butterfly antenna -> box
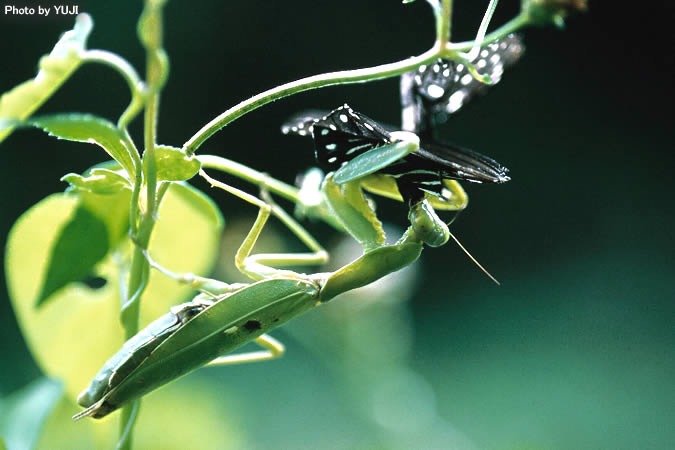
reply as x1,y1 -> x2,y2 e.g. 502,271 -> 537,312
447,230 -> 500,285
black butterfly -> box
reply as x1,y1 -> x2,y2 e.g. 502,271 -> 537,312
282,104 -> 509,206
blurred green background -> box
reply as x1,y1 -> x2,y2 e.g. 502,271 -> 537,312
1,1 -> 673,449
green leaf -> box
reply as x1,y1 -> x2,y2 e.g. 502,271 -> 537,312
62,168 -> 131,194
79,188 -> 132,251
0,378 -> 63,450
36,203 -> 109,307
0,14 -> 92,144
29,114 -> 137,181
156,182 -> 225,233
6,184 -> 223,402
145,145 -> 201,182
333,140 -> 417,185
61,162 -> 132,249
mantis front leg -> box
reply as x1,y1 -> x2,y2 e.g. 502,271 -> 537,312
138,167 -> 328,293
199,169 -> 328,281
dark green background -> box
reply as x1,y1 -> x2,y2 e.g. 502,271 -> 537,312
1,1 -> 673,448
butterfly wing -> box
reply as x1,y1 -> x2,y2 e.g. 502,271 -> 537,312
280,110 -> 326,137
412,141 -> 510,183
401,34 -> 524,136
281,104 -> 392,172
381,140 -> 510,205
311,104 -> 392,171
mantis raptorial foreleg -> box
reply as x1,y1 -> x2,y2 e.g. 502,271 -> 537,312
199,169 -> 328,281
141,249 -> 247,298
206,334 -> 285,366
135,166 -> 327,296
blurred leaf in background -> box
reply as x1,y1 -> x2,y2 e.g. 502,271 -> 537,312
5,183 -> 222,402
0,376 -> 242,449
0,378 -> 62,450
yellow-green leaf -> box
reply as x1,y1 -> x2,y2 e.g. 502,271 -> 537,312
145,145 -> 201,182
36,203 -> 109,307
29,114 -> 137,181
5,183 -> 223,402
62,168 -> 131,195
79,188 -> 132,249
63,161 -> 133,248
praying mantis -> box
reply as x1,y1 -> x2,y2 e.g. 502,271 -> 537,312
74,30 -> 524,420
74,145 -> 450,419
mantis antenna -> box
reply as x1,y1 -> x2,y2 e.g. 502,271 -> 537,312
448,230 -> 500,285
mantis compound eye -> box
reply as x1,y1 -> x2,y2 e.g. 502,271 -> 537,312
409,199 -> 449,247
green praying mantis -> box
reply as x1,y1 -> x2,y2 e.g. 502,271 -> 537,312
66,0 -> 581,422
73,125 -> 478,419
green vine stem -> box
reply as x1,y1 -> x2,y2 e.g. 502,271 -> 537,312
446,11 -> 529,53
466,0 -> 500,61
183,0 -> 535,156
436,0 -> 452,46
117,0 -> 169,448
182,46 -> 441,156
80,49 -> 145,131
139,0 -> 168,218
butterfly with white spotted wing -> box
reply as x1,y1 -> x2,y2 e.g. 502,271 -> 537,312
401,34 -> 524,137
282,104 -> 509,206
